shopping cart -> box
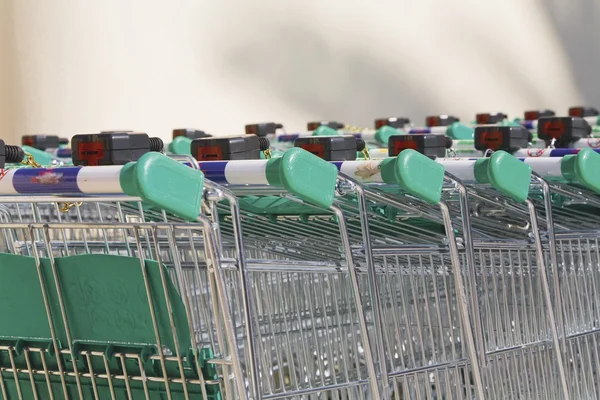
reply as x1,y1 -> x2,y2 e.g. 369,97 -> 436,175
514,149 -> 600,399
438,149 -> 600,399
200,148 -> 488,399
0,153 -> 248,399
0,148 -> 389,400
309,148 -> 600,399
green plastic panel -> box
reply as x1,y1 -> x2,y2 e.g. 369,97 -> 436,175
446,122 -> 474,140
168,136 -> 193,155
0,377 -> 217,400
380,150 -> 445,205
0,253 -> 53,344
312,126 -> 339,136
239,196 -> 328,215
375,126 -> 402,146
475,150 -> 532,202
265,147 -> 338,209
561,148 -> 600,194
43,254 -> 190,354
0,252 -> 220,399
22,145 -> 54,166
120,152 -> 204,221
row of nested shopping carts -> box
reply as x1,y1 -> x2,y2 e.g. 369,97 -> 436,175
2,108 -> 600,399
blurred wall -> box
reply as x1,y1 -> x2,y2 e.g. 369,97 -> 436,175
0,0 -> 595,142
0,0 -> 16,140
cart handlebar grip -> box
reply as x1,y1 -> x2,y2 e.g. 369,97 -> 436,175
379,149 -> 445,205
168,136 -> 193,156
198,148 -> 338,209
0,153 -> 205,220
446,122 -> 474,140
266,148 -> 338,209
561,148 -> 600,194
374,126 -> 402,146
473,150 -> 532,203
22,145 -> 58,166
120,152 -> 204,221
312,125 -> 340,137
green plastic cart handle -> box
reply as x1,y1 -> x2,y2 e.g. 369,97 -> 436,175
260,150 -> 283,159
312,126 -> 340,136
120,152 -> 205,221
22,145 -> 56,166
265,147 -> 338,209
168,136 -> 193,155
375,126 -> 403,146
379,149 -> 445,205
474,150 -> 532,202
446,122 -> 474,140
561,148 -> 600,194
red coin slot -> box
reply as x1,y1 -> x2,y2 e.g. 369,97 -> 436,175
307,122 -> 321,131
375,119 -> 388,129
524,111 -> 539,120
476,114 -> 489,124
197,145 -> 223,161
78,141 -> 105,166
392,139 -> 418,156
22,137 -> 34,147
478,131 -> 504,150
245,125 -> 258,135
426,116 -> 440,127
300,143 -> 325,159
541,120 -> 566,139
172,130 -> 185,139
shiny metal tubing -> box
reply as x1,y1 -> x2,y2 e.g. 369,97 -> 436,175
445,172 -> 486,367
331,204 -> 381,399
337,175 -> 389,389
209,183 -> 261,400
526,199 -> 570,400
439,200 -> 485,399
532,173 -> 566,349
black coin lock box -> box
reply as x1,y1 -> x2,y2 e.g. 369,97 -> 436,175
22,135 -> 62,150
569,106 -> 598,118
375,117 -> 411,129
426,115 -> 459,127
537,116 -> 591,147
245,123 -> 283,137
72,132 -> 163,166
173,129 -> 210,140
388,134 -> 448,159
192,135 -> 263,161
475,112 -> 507,125
295,136 -> 360,161
474,125 -> 530,153
524,109 -> 555,120
307,121 -> 345,131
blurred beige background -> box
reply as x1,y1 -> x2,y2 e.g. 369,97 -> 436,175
0,0 -> 598,142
